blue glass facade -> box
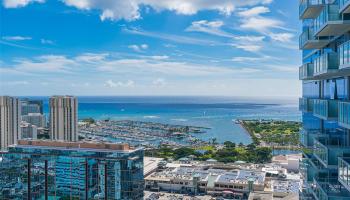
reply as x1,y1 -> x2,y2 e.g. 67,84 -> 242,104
0,141 -> 144,200
299,0 -> 350,199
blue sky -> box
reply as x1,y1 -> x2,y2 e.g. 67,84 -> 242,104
0,0 -> 301,97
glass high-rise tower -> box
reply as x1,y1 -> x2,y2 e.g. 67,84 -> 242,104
299,0 -> 350,199
0,140 -> 144,200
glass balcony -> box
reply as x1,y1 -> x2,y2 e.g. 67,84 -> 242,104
312,177 -> 350,200
299,27 -> 331,49
300,129 -> 324,147
340,0 -> 350,13
301,157 -> 325,183
300,129 -> 310,147
338,157 -> 350,192
313,52 -> 339,77
300,0 -> 326,19
300,63 -> 315,80
314,4 -> 350,37
300,98 -> 314,112
314,137 -> 350,168
339,101 -> 350,129
338,40 -> 350,70
313,99 -> 338,120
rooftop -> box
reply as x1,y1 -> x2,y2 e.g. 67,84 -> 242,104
15,140 -> 134,152
146,166 -> 266,185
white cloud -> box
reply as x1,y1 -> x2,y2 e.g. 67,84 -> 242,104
269,33 -> 294,42
236,6 -> 296,45
104,80 -> 135,88
75,53 -> 109,63
56,0 -> 272,21
11,55 -> 77,73
104,80 -> 117,88
238,6 -> 270,17
240,16 -> 283,32
232,56 -> 270,62
124,27 -> 223,46
231,44 -> 262,52
2,36 -> 32,41
41,39 -> 54,45
4,52 -> 300,82
234,36 -> 265,42
149,55 -> 169,60
128,44 -> 148,52
152,78 -> 166,87
3,81 -> 30,85
186,20 -> 230,37
2,0 -> 44,8
97,57 -> 260,76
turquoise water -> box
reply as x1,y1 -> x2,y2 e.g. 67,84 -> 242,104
28,96 -> 301,145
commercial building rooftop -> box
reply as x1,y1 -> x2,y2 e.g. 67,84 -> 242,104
146,165 -> 266,185
15,139 -> 134,152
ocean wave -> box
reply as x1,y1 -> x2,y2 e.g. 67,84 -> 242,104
143,115 -> 160,119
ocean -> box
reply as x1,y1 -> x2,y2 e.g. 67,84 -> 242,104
25,96 -> 301,145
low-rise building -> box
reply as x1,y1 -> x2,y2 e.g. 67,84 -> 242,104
145,165 -> 266,198
272,154 -> 302,173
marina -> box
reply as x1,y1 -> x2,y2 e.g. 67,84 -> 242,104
79,120 -> 211,148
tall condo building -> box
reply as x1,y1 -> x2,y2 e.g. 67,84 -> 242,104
22,113 -> 46,128
0,96 -> 21,150
49,96 -> 78,141
0,140 -> 144,199
299,0 -> 350,199
21,99 -> 43,115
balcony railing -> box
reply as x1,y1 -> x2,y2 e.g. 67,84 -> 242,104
300,0 -> 325,19
340,0 -> 350,13
300,63 -> 315,80
339,157 -> 350,192
300,129 -> 325,147
300,129 -> 309,147
338,40 -> 350,69
312,177 -> 350,200
313,52 -> 339,77
339,101 -> 350,129
314,137 -> 350,168
314,4 -> 350,37
300,98 -> 314,112
299,27 -> 331,49
313,99 -> 338,120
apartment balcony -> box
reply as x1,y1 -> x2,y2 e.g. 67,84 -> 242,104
299,63 -> 315,80
339,157 -> 350,192
314,137 -> 350,168
339,101 -> 350,129
313,52 -> 339,78
300,129 -> 325,147
300,187 -> 316,200
340,0 -> 350,13
313,99 -> 338,120
301,157 -> 326,183
311,177 -> 350,200
300,0 -> 326,19
299,28 -> 331,49
300,98 -> 314,112
339,40 -> 350,70
314,4 -> 350,37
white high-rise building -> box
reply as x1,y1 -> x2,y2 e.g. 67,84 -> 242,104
22,113 -> 46,128
49,96 -> 78,141
0,96 -> 21,150
20,122 -> 37,139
